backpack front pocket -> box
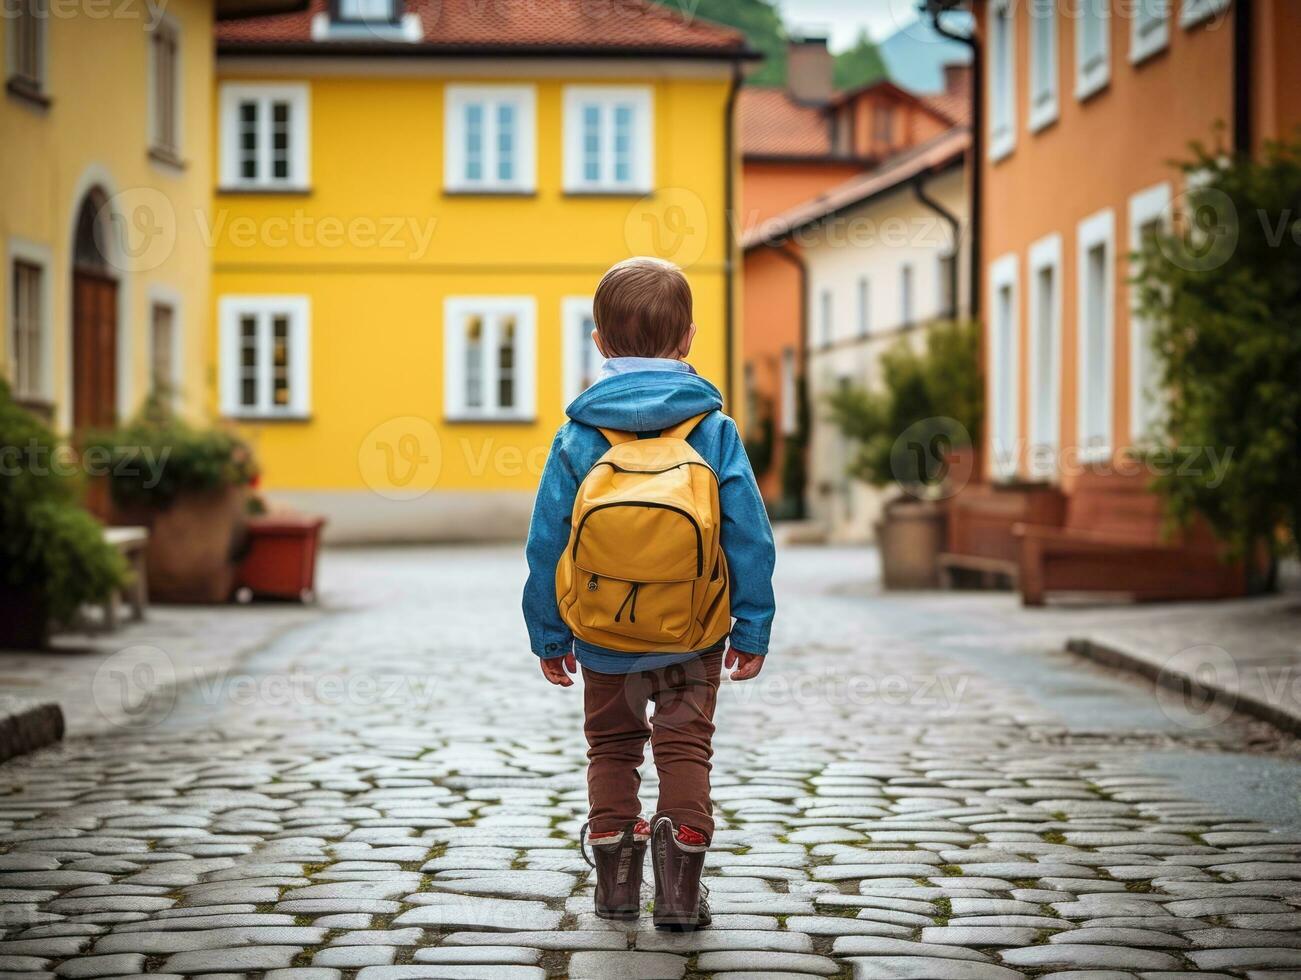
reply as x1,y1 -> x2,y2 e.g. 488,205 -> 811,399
575,572 -> 695,645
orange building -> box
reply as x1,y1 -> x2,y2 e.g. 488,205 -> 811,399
972,0 -> 1301,482
738,39 -> 962,505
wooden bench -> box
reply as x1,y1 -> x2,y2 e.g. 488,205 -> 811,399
1013,469 -> 1249,606
938,482 -> 1067,588
102,526 -> 149,628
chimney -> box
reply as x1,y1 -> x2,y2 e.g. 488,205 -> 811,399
787,35 -> 834,105
942,62 -> 972,99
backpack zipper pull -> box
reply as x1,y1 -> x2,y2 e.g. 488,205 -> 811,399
614,582 -> 640,623
587,573 -> 599,591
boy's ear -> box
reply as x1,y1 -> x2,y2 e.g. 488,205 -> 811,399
591,329 -> 610,359
677,322 -> 697,358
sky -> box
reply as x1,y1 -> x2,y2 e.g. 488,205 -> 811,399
771,0 -> 923,52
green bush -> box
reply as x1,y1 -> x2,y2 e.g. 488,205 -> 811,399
0,380 -> 125,622
86,395 -> 259,509
826,320 -> 983,493
1132,132 -> 1301,559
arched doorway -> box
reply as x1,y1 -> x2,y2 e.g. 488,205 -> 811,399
71,187 -> 118,430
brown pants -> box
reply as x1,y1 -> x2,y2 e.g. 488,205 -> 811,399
582,651 -> 723,838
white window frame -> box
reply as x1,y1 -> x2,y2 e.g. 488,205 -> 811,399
1076,208 -> 1116,462
147,283 -> 183,407
218,82 -> 311,191
6,238 -> 53,403
148,14 -> 183,161
1180,0 -> 1229,29
856,276 -> 870,337
1028,0 -> 1058,132
219,295 -> 311,418
561,295 -> 605,407
988,253 -> 1021,480
5,0 -> 48,98
1128,182 -> 1172,443
900,263 -> 914,328
562,85 -> 654,194
444,85 -> 536,194
1027,234 -> 1061,477
444,296 -> 536,422
779,347 -> 797,436
1130,0 -> 1170,63
1075,0 -> 1111,101
988,0 -> 1017,161
819,288 -> 833,347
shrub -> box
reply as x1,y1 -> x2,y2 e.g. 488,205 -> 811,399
0,380 -> 125,623
1132,132 -> 1301,559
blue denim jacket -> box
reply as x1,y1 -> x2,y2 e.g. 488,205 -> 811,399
523,359 -> 776,674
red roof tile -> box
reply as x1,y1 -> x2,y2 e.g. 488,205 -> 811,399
217,0 -> 750,55
738,87 -> 832,159
924,90 -> 971,126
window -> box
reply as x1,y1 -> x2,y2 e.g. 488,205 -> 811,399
1027,234 -> 1061,476
6,0 -> 45,99
1028,0 -> 1058,131
988,0 -> 1016,161
1075,0 -> 1111,101
444,297 -> 535,421
9,254 -> 47,401
1131,0 -> 1170,63
1129,183 -> 1171,441
819,289 -> 833,347
856,277 -> 870,337
445,85 -> 536,194
563,86 -> 653,194
873,104 -> 895,148
219,296 -> 311,418
150,301 -> 176,396
1180,0 -> 1229,29
562,296 -> 605,406
988,254 -> 1020,479
219,83 -> 310,191
937,252 -> 957,319
779,347 -> 797,436
334,0 -> 395,22
149,18 -> 181,160
1076,209 -> 1115,460
900,264 -> 914,327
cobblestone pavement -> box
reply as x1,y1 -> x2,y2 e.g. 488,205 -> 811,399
2,546 -> 1300,980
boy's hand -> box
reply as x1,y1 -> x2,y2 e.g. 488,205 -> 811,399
725,647 -> 764,681
540,652 -> 577,687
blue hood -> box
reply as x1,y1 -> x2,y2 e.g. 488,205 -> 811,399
566,370 -> 724,433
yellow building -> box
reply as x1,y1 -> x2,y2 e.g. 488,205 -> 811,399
0,0 -> 292,431
212,0 -> 751,541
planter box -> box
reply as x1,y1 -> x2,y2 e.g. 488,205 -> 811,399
875,498 -> 947,590
235,513 -> 326,602
109,486 -> 249,604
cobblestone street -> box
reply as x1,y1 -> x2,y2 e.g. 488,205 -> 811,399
2,546 -> 1300,979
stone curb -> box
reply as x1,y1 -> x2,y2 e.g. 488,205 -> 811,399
1067,636 -> 1301,737
0,697 -> 65,763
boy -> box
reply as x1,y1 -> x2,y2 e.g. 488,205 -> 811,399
523,256 -> 776,931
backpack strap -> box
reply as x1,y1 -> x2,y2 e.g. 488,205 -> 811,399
660,412 -> 710,441
598,427 -> 637,446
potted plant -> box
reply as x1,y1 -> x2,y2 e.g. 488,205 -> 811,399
0,381 -> 125,648
85,397 -> 259,603
1132,133 -> 1301,589
827,320 -> 983,589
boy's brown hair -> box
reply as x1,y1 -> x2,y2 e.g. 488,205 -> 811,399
592,257 -> 693,358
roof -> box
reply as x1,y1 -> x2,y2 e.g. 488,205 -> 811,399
738,88 -> 833,158
216,0 -> 753,57
923,89 -> 970,126
216,0 -> 308,20
741,127 -> 970,248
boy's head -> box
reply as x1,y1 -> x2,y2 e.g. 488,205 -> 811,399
592,257 -> 696,359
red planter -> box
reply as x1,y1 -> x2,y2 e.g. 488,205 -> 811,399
235,514 -> 326,603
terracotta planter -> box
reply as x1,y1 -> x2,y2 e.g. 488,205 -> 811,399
235,513 -> 326,603
110,486 -> 249,603
875,497 -> 947,590
0,589 -> 49,650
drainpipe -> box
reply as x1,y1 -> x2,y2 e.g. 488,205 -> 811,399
927,0 -> 981,317
912,169 -> 963,320
764,239 -> 809,518
1232,0 -> 1252,155
724,63 -> 742,410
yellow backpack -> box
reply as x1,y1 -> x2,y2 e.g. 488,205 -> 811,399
555,412 -> 731,654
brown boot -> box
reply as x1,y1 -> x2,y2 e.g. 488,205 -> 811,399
650,816 -> 712,931
582,819 -> 649,920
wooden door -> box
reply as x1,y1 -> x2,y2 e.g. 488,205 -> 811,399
72,269 -> 117,430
